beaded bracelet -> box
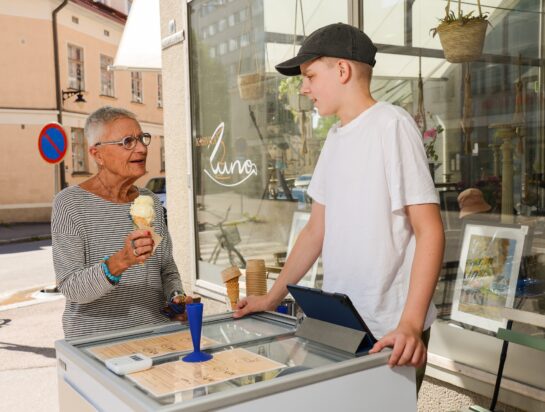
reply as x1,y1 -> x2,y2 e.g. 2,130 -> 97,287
101,256 -> 121,285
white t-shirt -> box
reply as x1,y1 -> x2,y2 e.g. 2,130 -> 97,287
307,101 -> 439,338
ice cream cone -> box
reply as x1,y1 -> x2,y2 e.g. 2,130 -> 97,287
225,277 -> 239,309
132,216 -> 152,229
129,195 -> 162,254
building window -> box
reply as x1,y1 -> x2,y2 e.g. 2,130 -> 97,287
71,128 -> 88,173
71,16 -> 79,24
157,74 -> 163,108
131,71 -> 143,103
229,38 -> 238,52
100,55 -> 114,96
240,33 -> 249,47
228,14 -> 235,27
67,44 -> 84,90
218,42 -> 227,55
103,29 -> 110,37
218,18 -> 227,32
160,136 -> 165,171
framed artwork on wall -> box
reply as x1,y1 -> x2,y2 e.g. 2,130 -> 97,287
287,211 -> 319,288
451,221 -> 529,332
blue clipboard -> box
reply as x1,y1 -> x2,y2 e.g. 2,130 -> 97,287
287,284 -> 377,353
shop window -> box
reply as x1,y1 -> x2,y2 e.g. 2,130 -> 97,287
67,44 -> 84,90
71,128 -> 88,173
188,0 -> 348,285
100,54 -> 114,96
131,71 -> 143,103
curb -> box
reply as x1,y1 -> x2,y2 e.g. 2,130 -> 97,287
0,235 -> 52,246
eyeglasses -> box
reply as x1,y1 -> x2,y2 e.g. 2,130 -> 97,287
94,133 -> 152,150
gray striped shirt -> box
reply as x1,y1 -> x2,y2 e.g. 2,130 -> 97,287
52,186 -> 183,339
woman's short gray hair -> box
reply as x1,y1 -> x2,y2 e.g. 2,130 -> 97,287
84,106 -> 138,146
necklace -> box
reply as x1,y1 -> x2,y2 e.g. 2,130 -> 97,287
95,174 -> 136,203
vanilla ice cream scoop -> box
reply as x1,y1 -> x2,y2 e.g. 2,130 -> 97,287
130,195 -> 156,227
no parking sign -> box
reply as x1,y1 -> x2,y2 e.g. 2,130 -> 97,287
38,123 -> 68,164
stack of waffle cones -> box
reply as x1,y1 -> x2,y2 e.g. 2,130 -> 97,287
222,266 -> 241,310
245,259 -> 267,296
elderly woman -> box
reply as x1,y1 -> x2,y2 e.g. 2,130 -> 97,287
52,106 -> 190,339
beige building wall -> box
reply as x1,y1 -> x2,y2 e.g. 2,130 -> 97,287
0,0 -> 164,223
159,0 -> 196,293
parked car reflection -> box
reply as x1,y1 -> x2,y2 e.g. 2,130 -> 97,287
291,174 -> 312,204
145,177 -> 166,208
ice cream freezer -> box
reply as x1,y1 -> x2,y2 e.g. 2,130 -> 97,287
55,312 -> 417,412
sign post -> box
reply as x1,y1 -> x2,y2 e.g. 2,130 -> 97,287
38,122 -> 68,192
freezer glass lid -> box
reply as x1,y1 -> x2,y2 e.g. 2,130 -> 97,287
80,314 -> 296,361
124,334 -> 353,405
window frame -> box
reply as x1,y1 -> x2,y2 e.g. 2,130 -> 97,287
67,43 -> 85,91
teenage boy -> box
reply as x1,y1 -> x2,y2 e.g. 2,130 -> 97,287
234,23 -> 444,392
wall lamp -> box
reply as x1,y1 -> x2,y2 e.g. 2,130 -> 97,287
62,89 -> 86,103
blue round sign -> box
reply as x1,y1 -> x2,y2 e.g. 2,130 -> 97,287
38,123 -> 67,164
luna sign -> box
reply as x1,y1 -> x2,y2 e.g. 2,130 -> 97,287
203,122 -> 258,187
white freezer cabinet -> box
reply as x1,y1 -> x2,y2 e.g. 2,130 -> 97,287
56,312 -> 416,411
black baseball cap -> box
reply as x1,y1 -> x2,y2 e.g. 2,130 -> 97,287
275,23 -> 377,76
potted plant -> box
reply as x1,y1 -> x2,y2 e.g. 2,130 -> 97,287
415,111 -> 444,181
430,0 -> 490,63
278,76 -> 313,112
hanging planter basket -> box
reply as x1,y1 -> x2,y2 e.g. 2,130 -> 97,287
437,19 -> 488,63
237,72 -> 265,101
432,0 -> 489,63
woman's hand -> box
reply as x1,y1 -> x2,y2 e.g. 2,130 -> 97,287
170,295 -> 194,322
107,230 -> 155,275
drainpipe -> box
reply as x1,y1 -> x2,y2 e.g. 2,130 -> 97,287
52,0 -> 69,192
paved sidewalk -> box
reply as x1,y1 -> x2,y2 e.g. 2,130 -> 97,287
0,298 -> 64,412
0,222 -> 51,245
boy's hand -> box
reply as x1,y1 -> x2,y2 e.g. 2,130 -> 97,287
233,295 -> 273,318
368,324 -> 426,368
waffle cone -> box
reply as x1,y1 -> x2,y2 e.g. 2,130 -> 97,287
221,266 -> 241,282
132,216 -> 152,228
225,280 -> 239,308
130,216 -> 162,255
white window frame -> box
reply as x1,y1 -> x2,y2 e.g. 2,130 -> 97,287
131,71 -> 143,103
71,128 -> 88,173
67,44 -> 85,90
100,54 -> 115,97
157,74 -> 163,108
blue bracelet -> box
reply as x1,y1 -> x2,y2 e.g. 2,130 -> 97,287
101,256 -> 121,285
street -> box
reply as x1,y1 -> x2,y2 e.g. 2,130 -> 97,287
0,240 -> 56,300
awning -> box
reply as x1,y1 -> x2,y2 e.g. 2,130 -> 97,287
110,0 -> 161,71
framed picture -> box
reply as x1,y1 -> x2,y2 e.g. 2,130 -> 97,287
451,222 -> 529,332
287,211 -> 319,287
